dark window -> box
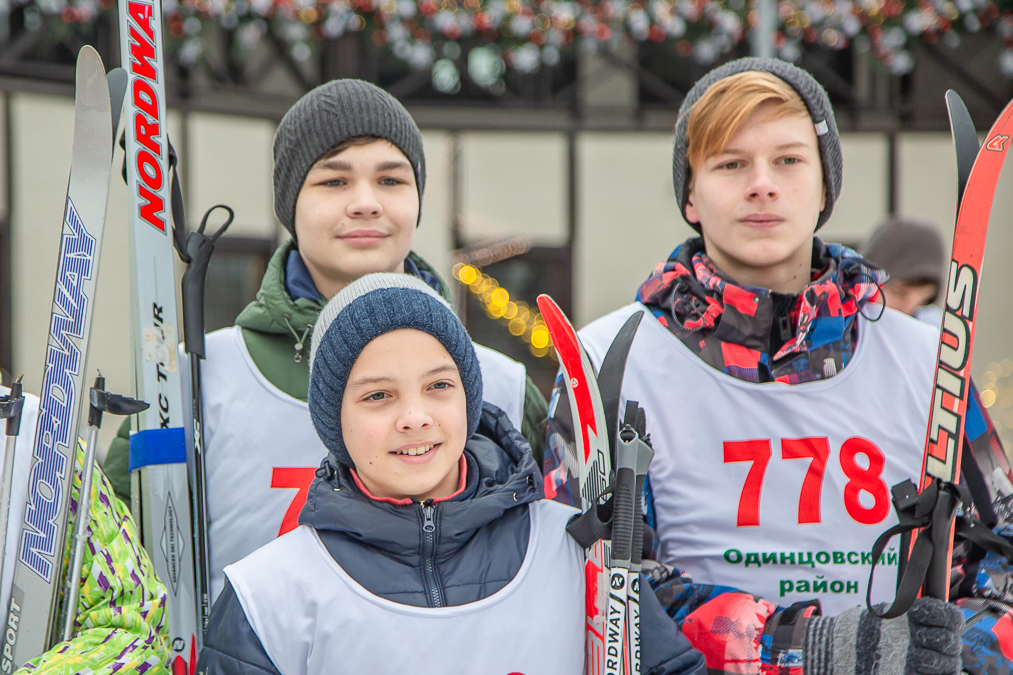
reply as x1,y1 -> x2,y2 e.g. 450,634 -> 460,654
203,236 -> 275,332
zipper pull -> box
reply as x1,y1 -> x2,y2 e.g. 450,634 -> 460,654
421,503 -> 436,533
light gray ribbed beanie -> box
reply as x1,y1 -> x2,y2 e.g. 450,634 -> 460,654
672,57 -> 843,231
307,273 -> 483,467
273,79 -> 426,237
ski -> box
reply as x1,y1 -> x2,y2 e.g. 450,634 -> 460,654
179,205 -> 234,641
2,46 -> 112,666
946,90 -> 979,207
0,378 -> 24,590
624,402 -> 653,675
538,297 -> 647,675
119,0 -> 200,669
919,95 -> 1013,598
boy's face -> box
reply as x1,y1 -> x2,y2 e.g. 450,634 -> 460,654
295,140 -> 419,299
341,329 -> 468,502
882,279 -> 938,316
686,102 -> 826,293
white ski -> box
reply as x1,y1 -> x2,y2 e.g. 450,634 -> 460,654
119,0 -> 200,670
2,46 -> 112,667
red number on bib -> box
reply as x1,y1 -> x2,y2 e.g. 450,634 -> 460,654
723,440 -> 772,527
781,437 -> 830,524
270,467 -> 318,536
839,438 -> 890,525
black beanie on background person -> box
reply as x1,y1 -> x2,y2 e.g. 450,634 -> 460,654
273,79 -> 426,236
671,57 -> 844,232
862,216 -> 946,302
307,273 -> 483,468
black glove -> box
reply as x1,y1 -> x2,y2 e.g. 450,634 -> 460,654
804,598 -> 964,675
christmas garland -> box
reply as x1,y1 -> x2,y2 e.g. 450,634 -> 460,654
23,0 -> 1013,83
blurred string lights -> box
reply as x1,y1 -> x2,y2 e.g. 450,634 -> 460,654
26,0 -> 1013,81
452,262 -> 556,360
979,360 -> 1013,447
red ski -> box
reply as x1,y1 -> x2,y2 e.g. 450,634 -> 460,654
538,296 -> 614,674
918,97 -> 1013,599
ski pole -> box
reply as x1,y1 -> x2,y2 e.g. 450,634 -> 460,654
609,423 -> 640,675
61,373 -> 147,641
626,405 -> 653,675
179,204 -> 234,643
0,377 -> 25,584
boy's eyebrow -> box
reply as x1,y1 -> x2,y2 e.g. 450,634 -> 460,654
348,375 -> 395,387
719,141 -> 810,155
309,159 -> 412,173
347,364 -> 457,388
375,160 -> 413,172
423,364 -> 459,378
312,158 -> 353,172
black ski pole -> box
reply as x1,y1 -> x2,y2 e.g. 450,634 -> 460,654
0,376 -> 25,584
62,372 -> 147,640
180,204 -> 234,643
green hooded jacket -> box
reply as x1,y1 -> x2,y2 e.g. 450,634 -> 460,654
103,242 -> 548,502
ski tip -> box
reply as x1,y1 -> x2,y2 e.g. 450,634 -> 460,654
536,294 -> 558,316
75,46 -> 111,118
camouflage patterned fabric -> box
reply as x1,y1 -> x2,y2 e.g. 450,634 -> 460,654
18,440 -> 169,675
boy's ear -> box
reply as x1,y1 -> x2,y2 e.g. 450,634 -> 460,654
685,188 -> 700,225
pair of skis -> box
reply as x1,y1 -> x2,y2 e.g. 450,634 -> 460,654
2,47 -> 115,664
537,296 -> 654,675
0,33 -> 225,670
870,91 -> 1013,617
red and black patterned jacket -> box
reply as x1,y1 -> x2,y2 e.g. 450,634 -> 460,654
545,237 -> 1013,675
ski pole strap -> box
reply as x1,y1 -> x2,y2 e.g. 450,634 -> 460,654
954,514 -> 1013,561
129,427 -> 187,472
167,141 -> 188,264
567,498 -> 614,550
867,479 -> 950,618
866,478 -> 1005,618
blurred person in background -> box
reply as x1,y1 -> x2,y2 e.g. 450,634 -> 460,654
862,216 -> 945,324
101,79 -> 548,606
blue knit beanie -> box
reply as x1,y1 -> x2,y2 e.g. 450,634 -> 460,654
308,273 -> 483,467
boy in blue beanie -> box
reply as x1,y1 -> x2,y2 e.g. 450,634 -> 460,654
197,273 -> 706,675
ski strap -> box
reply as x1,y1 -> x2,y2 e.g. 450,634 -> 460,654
867,478 -> 1013,618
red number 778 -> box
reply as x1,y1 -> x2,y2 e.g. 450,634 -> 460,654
723,437 -> 889,527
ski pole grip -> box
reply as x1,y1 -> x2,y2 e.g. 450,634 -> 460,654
89,374 -> 106,429
182,205 -> 234,359
181,231 -> 214,359
612,428 -> 640,566
611,468 -> 635,564
3,379 -> 24,437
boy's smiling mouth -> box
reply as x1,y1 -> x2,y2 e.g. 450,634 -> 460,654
392,443 -> 438,457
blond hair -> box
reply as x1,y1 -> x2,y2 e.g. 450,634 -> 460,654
686,71 -> 809,177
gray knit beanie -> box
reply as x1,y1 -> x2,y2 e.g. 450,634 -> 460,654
273,79 -> 426,236
308,273 -> 483,467
673,57 -> 843,231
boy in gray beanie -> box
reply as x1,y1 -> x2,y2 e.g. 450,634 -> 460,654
102,78 -> 549,606
197,273 -> 708,675
546,57 -> 971,675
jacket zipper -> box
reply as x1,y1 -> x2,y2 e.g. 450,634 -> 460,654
420,502 -> 444,607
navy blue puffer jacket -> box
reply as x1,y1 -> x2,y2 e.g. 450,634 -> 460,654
198,403 -> 706,675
